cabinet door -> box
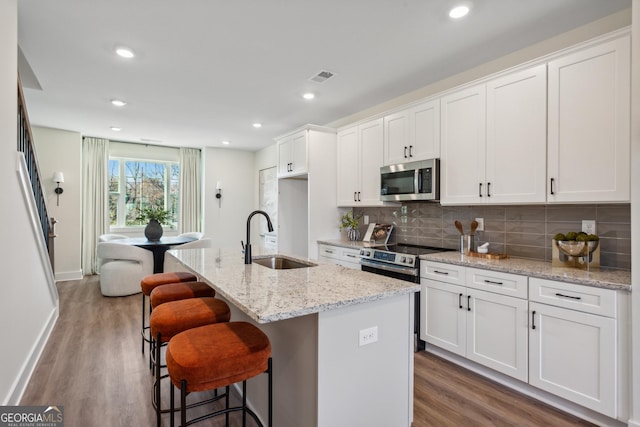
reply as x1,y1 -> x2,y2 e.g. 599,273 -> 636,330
466,288 -> 529,382
337,127 -> 360,206
409,99 -> 440,161
290,131 -> 308,175
277,137 -> 293,177
383,110 -> 410,165
358,118 -> 384,205
529,302 -> 616,417
547,35 -> 630,202
421,280 -> 466,357
440,84 -> 486,204
486,65 -> 547,204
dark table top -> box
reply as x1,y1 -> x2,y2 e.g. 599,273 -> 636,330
115,236 -> 196,247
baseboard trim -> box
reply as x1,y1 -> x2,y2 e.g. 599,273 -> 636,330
55,270 -> 83,282
5,306 -> 59,405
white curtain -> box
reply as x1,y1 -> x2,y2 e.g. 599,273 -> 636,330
81,137 -> 109,275
179,148 -> 202,233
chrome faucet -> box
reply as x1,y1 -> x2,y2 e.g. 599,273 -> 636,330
244,210 -> 274,264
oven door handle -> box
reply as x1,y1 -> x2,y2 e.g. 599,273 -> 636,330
360,259 -> 419,277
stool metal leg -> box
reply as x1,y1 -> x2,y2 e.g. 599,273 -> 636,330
155,333 -> 162,427
181,379 -> 187,427
268,357 -> 273,427
242,380 -> 247,427
170,382 -> 175,427
141,294 -> 145,354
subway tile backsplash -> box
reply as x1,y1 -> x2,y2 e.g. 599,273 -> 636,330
356,203 -> 631,271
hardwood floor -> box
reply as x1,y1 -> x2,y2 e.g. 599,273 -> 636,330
20,276 -> 595,426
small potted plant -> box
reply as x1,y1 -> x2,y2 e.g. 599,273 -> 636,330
138,206 -> 170,241
340,211 -> 362,241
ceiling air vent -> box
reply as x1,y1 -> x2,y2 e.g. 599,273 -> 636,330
309,70 -> 336,84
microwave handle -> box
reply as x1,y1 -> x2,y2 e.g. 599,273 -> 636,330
415,169 -> 421,193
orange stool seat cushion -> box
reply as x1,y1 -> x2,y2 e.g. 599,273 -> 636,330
140,271 -> 197,296
150,297 -> 230,343
150,282 -> 215,308
166,322 -> 271,392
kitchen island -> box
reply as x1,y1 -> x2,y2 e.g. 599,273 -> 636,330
167,247 -> 418,427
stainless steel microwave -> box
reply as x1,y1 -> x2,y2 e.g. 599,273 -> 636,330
380,159 -> 440,202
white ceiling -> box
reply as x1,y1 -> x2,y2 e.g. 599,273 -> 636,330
18,0 -> 631,151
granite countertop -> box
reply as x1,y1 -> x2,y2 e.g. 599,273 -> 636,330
421,252 -> 631,291
167,247 -> 419,323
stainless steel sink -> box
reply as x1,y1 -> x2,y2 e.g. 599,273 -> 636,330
252,256 -> 317,270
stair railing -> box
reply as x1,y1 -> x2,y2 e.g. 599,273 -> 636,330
16,76 -> 54,268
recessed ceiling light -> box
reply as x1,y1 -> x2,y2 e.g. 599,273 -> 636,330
222,140 -> 230,145
111,99 -> 127,107
115,47 -> 135,58
110,126 -> 122,131
449,5 -> 470,19
303,93 -> 315,100
253,123 -> 262,128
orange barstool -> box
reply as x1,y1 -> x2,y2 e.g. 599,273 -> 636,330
166,321 -> 272,427
150,297 -> 231,426
140,272 -> 197,356
150,281 -> 215,309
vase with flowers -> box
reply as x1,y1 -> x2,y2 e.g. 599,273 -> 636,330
138,206 -> 170,241
340,211 -> 362,241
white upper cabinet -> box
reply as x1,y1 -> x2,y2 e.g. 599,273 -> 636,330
337,118 -> 385,207
485,64 -> 547,204
383,111 -> 409,165
440,84 -> 486,205
441,64 -> 547,205
384,99 -> 440,166
277,130 -> 308,178
547,35 -> 631,202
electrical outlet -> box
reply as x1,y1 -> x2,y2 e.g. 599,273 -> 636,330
359,326 -> 378,346
364,215 -> 369,225
582,220 -> 596,235
475,218 -> 484,232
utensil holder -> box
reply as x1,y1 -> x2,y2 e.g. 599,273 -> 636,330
460,234 -> 474,253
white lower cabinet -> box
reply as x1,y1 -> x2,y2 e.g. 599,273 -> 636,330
421,262 -> 529,381
318,244 -> 361,270
529,278 -> 617,417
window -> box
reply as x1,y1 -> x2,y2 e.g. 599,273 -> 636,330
108,158 -> 179,228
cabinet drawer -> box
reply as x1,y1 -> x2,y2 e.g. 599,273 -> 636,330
340,248 -> 361,263
529,278 -> 616,318
466,268 -> 528,299
420,261 -> 465,285
318,244 -> 339,260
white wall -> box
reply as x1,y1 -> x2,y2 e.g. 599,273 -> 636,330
32,127 -> 83,281
1,0 -> 58,404
203,147 -> 256,250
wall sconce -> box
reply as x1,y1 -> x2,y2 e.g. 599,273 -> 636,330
216,181 -> 222,207
52,171 -> 64,206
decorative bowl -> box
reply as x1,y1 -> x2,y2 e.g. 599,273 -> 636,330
556,240 -> 599,257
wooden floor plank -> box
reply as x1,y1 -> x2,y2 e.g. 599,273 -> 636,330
20,276 -> 595,426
